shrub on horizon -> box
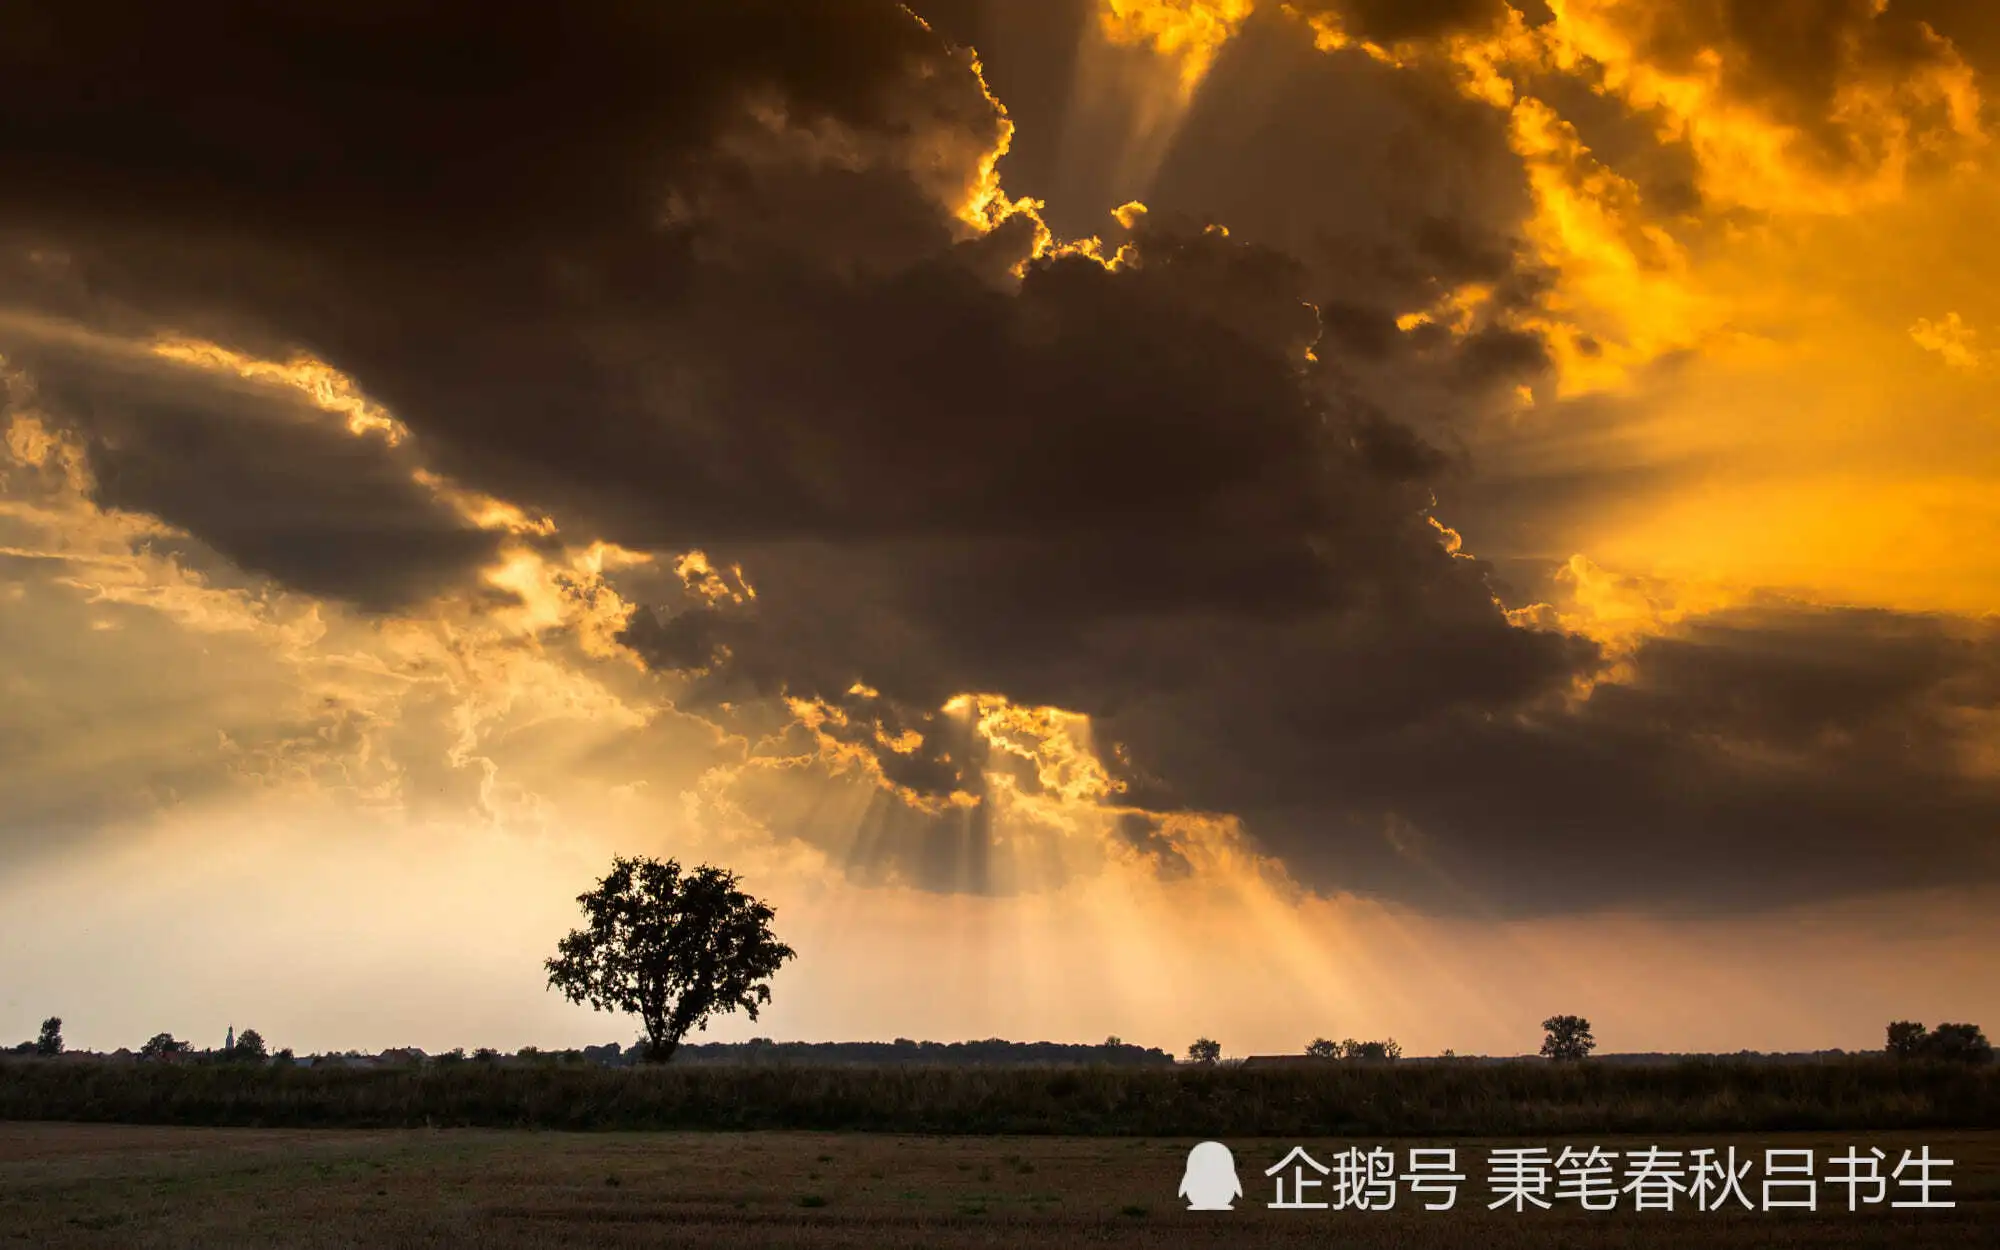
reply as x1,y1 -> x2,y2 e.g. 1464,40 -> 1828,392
1541,1015 -> 1596,1062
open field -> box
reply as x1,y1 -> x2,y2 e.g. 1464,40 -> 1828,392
4,1057 -> 1997,1135
1,1123 -> 1995,1248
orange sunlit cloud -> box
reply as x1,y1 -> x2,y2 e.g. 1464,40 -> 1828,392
1253,1 -> 2000,620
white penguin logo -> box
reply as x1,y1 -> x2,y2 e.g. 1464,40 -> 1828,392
1179,1141 -> 1243,1210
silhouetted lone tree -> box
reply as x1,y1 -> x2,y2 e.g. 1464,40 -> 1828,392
35,1017 -> 63,1057
1187,1037 -> 1221,1065
545,856 -> 796,1064
230,1028 -> 268,1062
1305,1037 -> 1339,1059
1540,1014 -> 1595,1062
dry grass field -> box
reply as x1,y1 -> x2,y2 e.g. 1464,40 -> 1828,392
6,1056 -> 1994,1135
1,1123 -> 1994,1248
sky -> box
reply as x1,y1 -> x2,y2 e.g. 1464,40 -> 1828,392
1,0 -> 1996,1060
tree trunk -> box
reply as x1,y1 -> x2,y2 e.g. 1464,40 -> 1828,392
642,1034 -> 680,1064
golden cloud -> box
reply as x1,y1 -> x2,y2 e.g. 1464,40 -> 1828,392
1291,2 -> 1996,394
1098,0 -> 1259,97
149,337 -> 409,445
1910,310 -> 1987,371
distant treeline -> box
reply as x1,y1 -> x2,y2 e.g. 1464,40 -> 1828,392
3,1055 -> 1995,1136
670,1038 -> 1176,1067
26,1036 -> 1180,1070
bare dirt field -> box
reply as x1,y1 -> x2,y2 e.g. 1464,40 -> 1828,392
1,1123 -> 1994,1248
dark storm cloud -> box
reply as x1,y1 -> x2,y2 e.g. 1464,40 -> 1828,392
0,0 -> 996,607
1096,605 -> 2000,913
901,0 -> 1097,217
0,0 -> 966,244
1136,5 -> 1555,420
3,0 -> 1997,914
0,330 -> 501,612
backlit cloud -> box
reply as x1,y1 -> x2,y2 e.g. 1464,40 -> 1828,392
1,0 -> 1996,963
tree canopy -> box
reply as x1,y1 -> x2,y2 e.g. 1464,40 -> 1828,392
1887,1020 -> 1992,1064
545,856 -> 796,1063
1541,1014 -> 1596,1062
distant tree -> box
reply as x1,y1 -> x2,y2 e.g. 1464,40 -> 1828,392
1886,1021 -> 1929,1059
35,1017 -> 63,1057
1104,1036 -> 1123,1047
546,856 -> 797,1064
1187,1037 -> 1221,1065
1921,1023 -> 1992,1065
140,1032 -> 190,1060
473,1047 -> 501,1063
1305,1037 -> 1340,1059
1347,1038 -> 1402,1061
434,1048 -> 467,1066
1439,1048 -> 1457,1060
272,1048 -> 296,1067
231,1029 -> 268,1062
1541,1015 -> 1596,1062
